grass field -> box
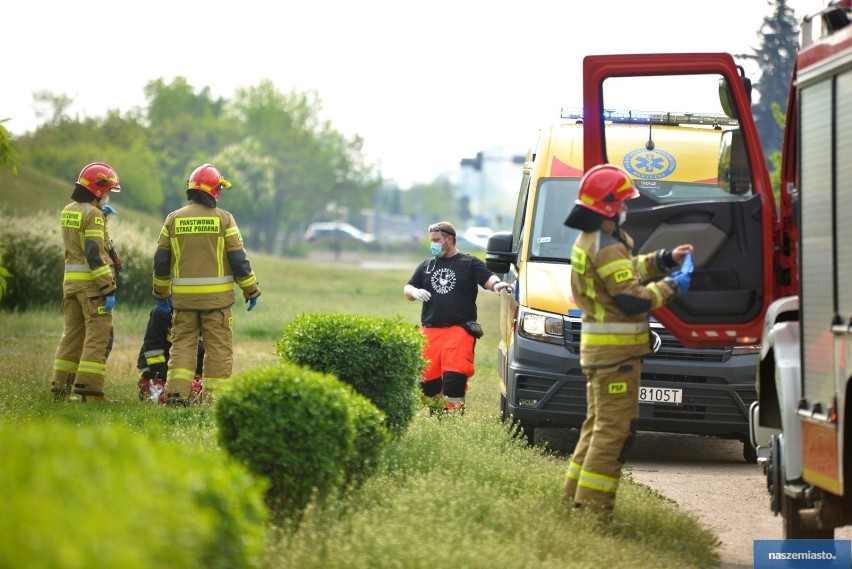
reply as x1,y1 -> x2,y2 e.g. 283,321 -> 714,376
0,243 -> 722,567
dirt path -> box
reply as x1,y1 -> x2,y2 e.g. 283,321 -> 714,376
539,430 -> 852,568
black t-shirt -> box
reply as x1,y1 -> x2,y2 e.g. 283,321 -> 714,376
407,252 -> 494,326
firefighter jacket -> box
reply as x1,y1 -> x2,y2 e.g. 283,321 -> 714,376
60,202 -> 116,298
570,228 -> 675,368
152,202 -> 260,311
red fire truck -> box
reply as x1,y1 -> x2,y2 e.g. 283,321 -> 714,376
564,0 -> 851,539
748,0 -> 852,539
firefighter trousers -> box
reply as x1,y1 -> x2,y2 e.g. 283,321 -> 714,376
563,360 -> 640,515
167,307 -> 232,402
51,291 -> 113,398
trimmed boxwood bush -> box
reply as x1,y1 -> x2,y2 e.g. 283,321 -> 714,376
275,313 -> 426,435
0,421 -> 268,569
214,363 -> 389,517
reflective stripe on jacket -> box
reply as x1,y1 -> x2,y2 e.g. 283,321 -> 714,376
570,229 -> 674,367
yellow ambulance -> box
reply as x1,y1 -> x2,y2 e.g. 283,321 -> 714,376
486,109 -> 761,461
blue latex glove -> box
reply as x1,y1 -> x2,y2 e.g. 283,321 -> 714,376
247,297 -> 258,312
104,294 -> 115,313
671,252 -> 694,293
156,297 -> 173,315
102,205 -> 117,216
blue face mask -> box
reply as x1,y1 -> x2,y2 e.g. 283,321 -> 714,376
430,242 -> 444,257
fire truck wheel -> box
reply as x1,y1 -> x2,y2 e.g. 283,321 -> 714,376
782,493 -> 835,539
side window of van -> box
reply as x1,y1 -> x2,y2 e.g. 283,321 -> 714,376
529,179 -> 581,260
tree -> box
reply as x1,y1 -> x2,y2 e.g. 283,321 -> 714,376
738,0 -> 799,168
229,82 -> 379,254
14,110 -> 166,214
143,77 -> 237,215
32,91 -> 75,128
402,177 -> 459,227
0,119 -> 17,175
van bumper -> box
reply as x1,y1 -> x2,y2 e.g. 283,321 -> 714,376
503,333 -> 758,438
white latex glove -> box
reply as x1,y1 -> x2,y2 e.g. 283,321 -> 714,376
493,281 -> 513,295
412,288 -> 431,302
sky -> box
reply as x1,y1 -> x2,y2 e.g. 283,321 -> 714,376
3,0 -> 830,189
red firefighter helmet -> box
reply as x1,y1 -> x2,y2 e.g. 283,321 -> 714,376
76,162 -> 121,200
187,164 -> 231,200
575,164 -> 639,217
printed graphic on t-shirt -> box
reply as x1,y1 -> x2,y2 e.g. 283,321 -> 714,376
431,267 -> 456,294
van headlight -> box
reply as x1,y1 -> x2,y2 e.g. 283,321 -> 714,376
518,310 -> 565,345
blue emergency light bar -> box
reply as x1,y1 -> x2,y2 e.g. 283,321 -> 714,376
560,108 -> 739,127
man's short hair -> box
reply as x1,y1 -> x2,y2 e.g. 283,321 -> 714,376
428,221 -> 456,237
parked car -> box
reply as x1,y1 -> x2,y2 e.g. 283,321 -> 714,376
461,226 -> 492,251
304,222 -> 375,244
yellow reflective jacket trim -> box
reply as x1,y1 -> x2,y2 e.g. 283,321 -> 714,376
635,255 -> 655,280
64,272 -> 94,281
84,228 -> 105,240
224,226 -> 240,239
173,283 -> 235,294
160,226 -> 169,239
584,277 -> 606,321
64,264 -> 95,281
599,258 -> 636,285
65,264 -> 89,272
78,360 -> 107,376
172,276 -> 234,285
153,276 -> 171,287
571,246 -> 587,274
91,264 -> 111,279
146,355 -> 166,365
648,282 -> 665,308
582,332 -> 649,346
582,321 -> 649,334
171,237 -> 181,278
217,236 -> 225,276
577,469 -> 620,493
54,359 -> 78,373
236,274 -> 257,288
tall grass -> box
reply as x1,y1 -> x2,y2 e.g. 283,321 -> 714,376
0,253 -> 720,569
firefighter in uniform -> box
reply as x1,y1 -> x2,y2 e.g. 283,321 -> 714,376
51,162 -> 122,403
562,164 -> 693,517
153,163 -> 260,406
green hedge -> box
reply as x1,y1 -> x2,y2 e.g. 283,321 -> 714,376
275,313 -> 426,435
215,364 -> 389,517
0,421 -> 268,569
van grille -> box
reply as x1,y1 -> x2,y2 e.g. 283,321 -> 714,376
515,375 -> 756,426
564,318 -> 728,362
